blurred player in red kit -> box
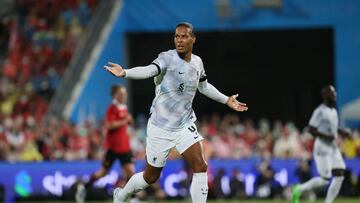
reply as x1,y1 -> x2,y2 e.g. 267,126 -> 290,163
76,85 -> 134,203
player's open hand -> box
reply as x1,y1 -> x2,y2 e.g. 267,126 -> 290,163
103,62 -> 126,77
226,94 -> 248,112
340,128 -> 352,140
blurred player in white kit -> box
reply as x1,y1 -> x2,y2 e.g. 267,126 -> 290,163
293,85 -> 351,203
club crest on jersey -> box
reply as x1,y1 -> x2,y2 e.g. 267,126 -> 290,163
178,83 -> 185,93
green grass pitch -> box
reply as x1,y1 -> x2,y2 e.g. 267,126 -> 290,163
46,198 -> 360,203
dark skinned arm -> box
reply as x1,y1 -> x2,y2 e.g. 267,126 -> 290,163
338,128 -> 352,139
308,126 -> 334,142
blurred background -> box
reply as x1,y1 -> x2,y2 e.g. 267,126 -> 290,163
0,0 -> 360,202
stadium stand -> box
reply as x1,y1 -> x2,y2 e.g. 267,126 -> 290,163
0,0 -> 99,161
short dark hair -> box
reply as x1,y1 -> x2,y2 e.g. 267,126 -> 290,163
111,85 -> 124,97
176,22 -> 195,36
321,85 -> 332,94
321,84 -> 335,99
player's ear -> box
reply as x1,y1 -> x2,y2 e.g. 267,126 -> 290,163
192,35 -> 196,43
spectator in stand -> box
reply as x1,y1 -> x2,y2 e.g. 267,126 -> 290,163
0,0 -> 99,136
339,169 -> 358,197
255,159 -> 274,198
256,132 -> 273,159
273,123 -> 303,158
295,158 -> 316,201
229,168 -> 245,198
213,168 -> 227,198
340,129 -> 360,158
241,119 -> 258,147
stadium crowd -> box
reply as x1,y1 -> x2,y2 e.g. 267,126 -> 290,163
1,112 -> 360,162
0,0 -> 98,160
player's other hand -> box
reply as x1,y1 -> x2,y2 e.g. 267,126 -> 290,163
127,114 -> 134,125
226,94 -> 248,112
103,62 -> 126,77
340,128 -> 352,140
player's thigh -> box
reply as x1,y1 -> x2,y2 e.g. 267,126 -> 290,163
102,150 -> 117,171
175,123 -> 204,155
313,140 -> 333,178
181,141 -> 208,172
146,122 -> 175,168
331,148 -> 346,172
176,123 -> 207,172
118,152 -> 135,178
314,152 -> 332,178
118,151 -> 134,166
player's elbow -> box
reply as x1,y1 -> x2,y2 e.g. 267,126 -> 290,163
308,126 -> 317,137
198,88 -> 204,94
197,86 -> 208,95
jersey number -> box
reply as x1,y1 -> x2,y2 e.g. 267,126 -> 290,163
188,126 -> 196,132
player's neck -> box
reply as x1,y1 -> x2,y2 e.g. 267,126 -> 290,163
113,99 -> 125,105
177,51 -> 192,62
324,101 -> 335,108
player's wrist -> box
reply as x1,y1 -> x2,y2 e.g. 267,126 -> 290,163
225,96 -> 230,105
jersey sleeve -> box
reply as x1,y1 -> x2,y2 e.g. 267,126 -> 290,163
309,108 -> 322,127
106,105 -> 117,123
152,51 -> 169,74
125,64 -> 159,79
199,58 -> 207,82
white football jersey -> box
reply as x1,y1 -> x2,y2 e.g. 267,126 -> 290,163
309,103 -> 339,138
149,49 -> 207,131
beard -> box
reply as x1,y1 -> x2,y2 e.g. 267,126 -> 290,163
328,99 -> 336,107
176,51 -> 187,59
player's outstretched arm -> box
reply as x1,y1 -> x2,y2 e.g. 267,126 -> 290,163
103,62 -> 126,77
338,128 -> 352,139
226,94 -> 248,112
198,81 -> 248,112
103,62 -> 159,79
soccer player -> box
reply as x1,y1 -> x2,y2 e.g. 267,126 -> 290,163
103,22 -> 248,203
76,85 -> 135,203
292,85 -> 350,203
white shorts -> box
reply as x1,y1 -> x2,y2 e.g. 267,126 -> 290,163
146,121 -> 204,167
313,139 -> 346,178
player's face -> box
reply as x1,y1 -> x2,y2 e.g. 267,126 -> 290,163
115,87 -> 127,104
327,86 -> 337,104
324,85 -> 337,106
174,26 -> 195,54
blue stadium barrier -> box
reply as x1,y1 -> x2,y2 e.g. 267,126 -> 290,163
1,158 -> 360,202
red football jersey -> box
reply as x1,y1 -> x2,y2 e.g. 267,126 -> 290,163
105,103 -> 131,153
